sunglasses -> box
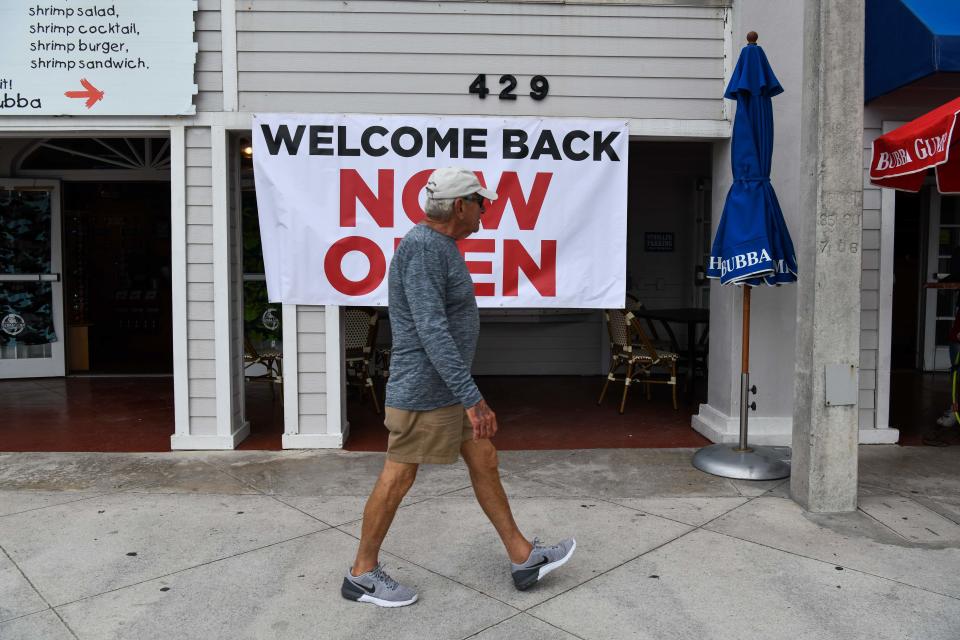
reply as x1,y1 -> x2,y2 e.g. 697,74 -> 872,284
463,194 -> 486,209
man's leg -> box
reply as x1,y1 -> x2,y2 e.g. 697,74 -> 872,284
352,459 -> 419,575
460,438 -> 532,564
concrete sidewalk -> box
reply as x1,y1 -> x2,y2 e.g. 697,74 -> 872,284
0,446 -> 958,640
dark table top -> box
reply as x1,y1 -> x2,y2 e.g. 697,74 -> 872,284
632,307 -> 709,323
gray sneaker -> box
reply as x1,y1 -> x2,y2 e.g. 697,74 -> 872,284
341,564 -> 418,607
511,537 -> 576,590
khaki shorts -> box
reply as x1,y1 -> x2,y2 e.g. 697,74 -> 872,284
385,404 -> 473,464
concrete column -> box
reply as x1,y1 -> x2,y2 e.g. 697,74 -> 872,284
790,0 -> 865,512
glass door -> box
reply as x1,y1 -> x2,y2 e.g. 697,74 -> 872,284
0,181 -> 65,378
923,192 -> 960,371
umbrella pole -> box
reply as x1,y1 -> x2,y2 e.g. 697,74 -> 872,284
737,285 -> 752,452
691,281 -> 788,480
690,29 -> 791,481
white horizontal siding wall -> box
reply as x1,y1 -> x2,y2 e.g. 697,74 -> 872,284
197,0 -> 225,111
861,91 -> 960,441
235,0 -> 727,120
861,125 -> 881,434
472,314 -> 603,375
185,127 -> 218,435
298,306 -> 327,432
283,305 -> 345,448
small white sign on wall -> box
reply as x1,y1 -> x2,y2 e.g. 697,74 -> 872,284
0,1 -> 197,116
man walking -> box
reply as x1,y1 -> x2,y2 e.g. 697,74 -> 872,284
341,167 -> 576,607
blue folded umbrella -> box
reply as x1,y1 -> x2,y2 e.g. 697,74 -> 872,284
707,42 -> 798,287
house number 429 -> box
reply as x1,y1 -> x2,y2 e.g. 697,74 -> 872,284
469,74 -> 549,101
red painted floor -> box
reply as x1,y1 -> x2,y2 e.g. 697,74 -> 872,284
344,375 -> 712,451
0,378 -> 285,452
0,378 -> 177,452
889,369 -> 960,446
241,383 -> 285,450
0,371 -> 949,452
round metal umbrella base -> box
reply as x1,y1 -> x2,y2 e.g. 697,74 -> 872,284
692,444 -> 791,481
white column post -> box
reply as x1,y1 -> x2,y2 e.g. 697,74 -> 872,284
325,305 -> 348,442
872,179 -> 898,440
170,125 -> 190,442
281,304 -> 345,448
212,124 -> 248,446
282,303 -> 300,440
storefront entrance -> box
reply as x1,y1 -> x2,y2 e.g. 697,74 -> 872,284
62,181 -> 173,374
0,179 -> 171,379
1,135 -> 717,452
340,140 -> 715,451
1,138 -> 175,378
0,136 -> 180,451
889,187 -> 960,445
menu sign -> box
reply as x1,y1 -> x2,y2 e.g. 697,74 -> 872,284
0,1 -> 197,116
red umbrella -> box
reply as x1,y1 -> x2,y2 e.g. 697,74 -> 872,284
870,96 -> 960,194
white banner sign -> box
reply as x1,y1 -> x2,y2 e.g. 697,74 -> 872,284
253,114 -> 628,308
0,1 -> 196,116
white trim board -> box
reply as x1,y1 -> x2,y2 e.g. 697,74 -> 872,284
865,120 -> 902,435
858,427 -> 900,444
220,0 -> 238,112
170,126 -> 190,440
692,403 -> 792,446
877,169 -> 896,431
325,305 -> 346,438
282,303 -> 300,437
693,404 -> 900,445
721,6 -> 734,123
0,113 -> 731,138
211,124 -> 237,442
171,423 -> 250,451
282,433 -> 345,449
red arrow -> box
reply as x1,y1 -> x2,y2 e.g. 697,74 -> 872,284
64,78 -> 104,109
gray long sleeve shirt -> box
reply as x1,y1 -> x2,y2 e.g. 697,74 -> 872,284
385,223 -> 483,411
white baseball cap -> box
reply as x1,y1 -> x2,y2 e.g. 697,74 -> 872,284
425,167 -> 498,201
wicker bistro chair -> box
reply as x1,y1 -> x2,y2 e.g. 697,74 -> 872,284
628,295 -> 708,381
625,296 -> 679,356
344,307 -> 381,413
244,336 -> 284,399
599,309 -> 679,413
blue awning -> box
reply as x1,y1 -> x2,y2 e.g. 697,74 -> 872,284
866,0 -> 960,102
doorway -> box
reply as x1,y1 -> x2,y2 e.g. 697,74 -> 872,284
891,190 -> 925,370
342,140 -> 714,451
0,135 -> 177,452
888,187 -> 960,444
63,182 -> 173,374
237,139 -> 284,449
